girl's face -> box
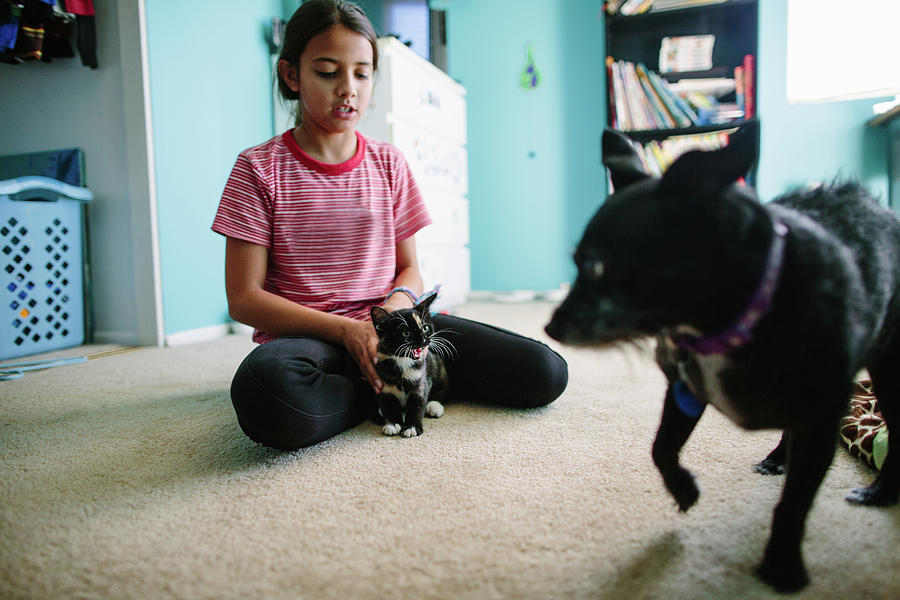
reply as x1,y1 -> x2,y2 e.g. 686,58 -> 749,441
283,25 -> 374,138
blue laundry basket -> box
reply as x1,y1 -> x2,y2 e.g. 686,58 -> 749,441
1,176 -> 93,360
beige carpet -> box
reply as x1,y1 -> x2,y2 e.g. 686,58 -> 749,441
1,301 -> 898,599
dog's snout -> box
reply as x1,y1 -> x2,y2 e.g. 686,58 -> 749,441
544,320 -> 562,341
546,300 -> 578,342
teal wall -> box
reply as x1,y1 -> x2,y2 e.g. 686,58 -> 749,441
144,0 -> 892,337
756,0 -> 891,203
441,0 -> 891,294
443,0 -> 606,291
146,0 -> 283,336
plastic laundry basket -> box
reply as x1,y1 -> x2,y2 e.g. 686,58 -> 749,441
1,176 -> 93,360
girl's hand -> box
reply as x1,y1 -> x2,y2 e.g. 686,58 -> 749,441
341,318 -> 382,392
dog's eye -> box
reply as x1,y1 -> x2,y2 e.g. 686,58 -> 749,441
584,260 -> 605,279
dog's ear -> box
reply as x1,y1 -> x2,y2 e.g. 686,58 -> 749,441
661,122 -> 758,194
602,128 -> 650,191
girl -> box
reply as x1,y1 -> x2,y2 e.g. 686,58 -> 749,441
212,0 -> 568,450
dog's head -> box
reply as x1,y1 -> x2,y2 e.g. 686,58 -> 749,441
546,125 -> 763,346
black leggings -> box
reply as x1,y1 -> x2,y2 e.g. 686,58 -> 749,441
229,314 -> 569,450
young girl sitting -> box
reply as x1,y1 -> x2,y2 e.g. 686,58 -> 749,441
212,0 -> 568,450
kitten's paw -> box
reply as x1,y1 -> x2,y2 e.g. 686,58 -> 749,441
401,426 -> 421,438
382,423 -> 402,436
425,401 -> 444,418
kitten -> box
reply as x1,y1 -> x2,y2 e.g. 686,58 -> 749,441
370,292 -> 453,437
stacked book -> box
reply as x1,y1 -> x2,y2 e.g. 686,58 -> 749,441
607,58 -> 753,131
628,129 -> 735,177
606,0 -> 727,15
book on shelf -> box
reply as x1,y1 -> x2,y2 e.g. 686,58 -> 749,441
650,0 -> 728,11
618,128 -> 736,183
607,58 -> 750,131
659,35 -> 715,73
612,0 -> 655,15
606,0 -> 727,16
666,77 -> 735,98
636,63 -> 677,129
742,53 -> 755,119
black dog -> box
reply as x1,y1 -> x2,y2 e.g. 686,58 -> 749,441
545,126 -> 899,592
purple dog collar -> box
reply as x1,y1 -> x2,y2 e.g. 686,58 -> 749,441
675,221 -> 789,356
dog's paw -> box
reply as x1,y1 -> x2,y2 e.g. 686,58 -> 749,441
662,467 -> 700,512
425,400 -> 444,418
755,557 -> 809,593
846,478 -> 900,506
753,458 -> 785,476
382,423 -> 402,436
401,426 -> 422,438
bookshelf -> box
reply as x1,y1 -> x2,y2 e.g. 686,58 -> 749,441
604,0 -> 759,178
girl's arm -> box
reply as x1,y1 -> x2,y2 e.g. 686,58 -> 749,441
224,235 -> 425,391
225,236 -> 382,390
381,236 -> 424,312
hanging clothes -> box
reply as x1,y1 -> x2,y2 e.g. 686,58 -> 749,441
0,0 -> 96,67
61,0 -> 95,68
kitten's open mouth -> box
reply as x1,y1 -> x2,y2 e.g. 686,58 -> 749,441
412,347 -> 426,360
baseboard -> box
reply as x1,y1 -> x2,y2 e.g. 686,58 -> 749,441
465,285 -> 570,303
92,330 -> 141,346
164,322 -> 254,347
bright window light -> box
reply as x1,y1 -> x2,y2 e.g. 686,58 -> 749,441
787,0 -> 900,103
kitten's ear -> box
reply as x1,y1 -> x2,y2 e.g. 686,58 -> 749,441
602,128 -> 650,192
370,306 -> 390,331
415,291 -> 438,315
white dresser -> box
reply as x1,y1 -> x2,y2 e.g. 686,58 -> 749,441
357,37 -> 470,310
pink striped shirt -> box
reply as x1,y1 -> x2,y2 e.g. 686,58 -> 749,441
212,130 -> 431,344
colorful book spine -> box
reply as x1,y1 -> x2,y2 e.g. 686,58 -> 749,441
633,128 -> 735,174
607,57 -> 618,129
647,69 -> 694,127
607,58 -> 756,132
635,63 -> 677,129
734,65 -> 745,115
657,75 -> 701,125
622,61 -> 653,130
608,58 -> 631,130
742,54 -> 755,119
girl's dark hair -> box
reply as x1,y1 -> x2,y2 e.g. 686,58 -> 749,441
277,0 -> 378,105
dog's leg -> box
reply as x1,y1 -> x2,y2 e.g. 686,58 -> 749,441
756,423 -> 838,592
652,383 -> 705,512
754,433 -> 787,475
847,357 -> 900,506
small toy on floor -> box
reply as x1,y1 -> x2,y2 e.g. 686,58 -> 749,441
842,380 -> 889,471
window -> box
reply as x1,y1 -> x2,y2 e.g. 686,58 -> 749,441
787,0 -> 900,102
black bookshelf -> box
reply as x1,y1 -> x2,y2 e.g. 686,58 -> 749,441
604,0 -> 759,140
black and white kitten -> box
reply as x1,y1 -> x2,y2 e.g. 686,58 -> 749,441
370,292 -> 453,438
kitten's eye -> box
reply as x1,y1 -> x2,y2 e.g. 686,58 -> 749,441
423,324 -> 431,334
402,329 -> 410,339
585,260 -> 604,279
